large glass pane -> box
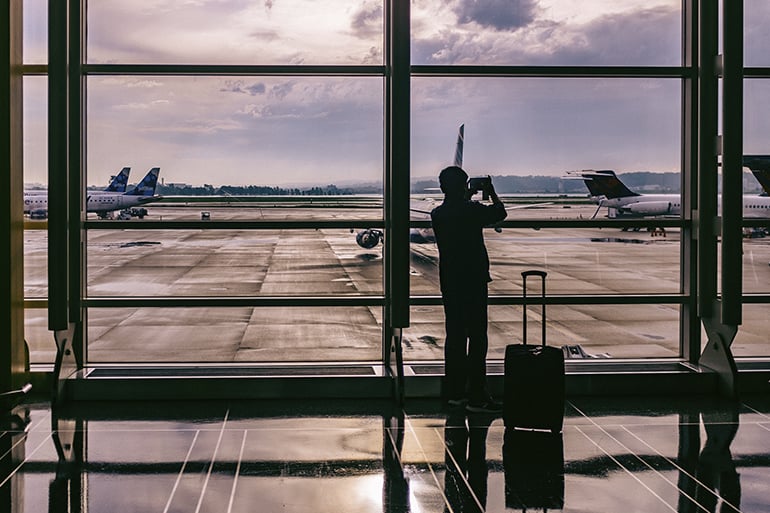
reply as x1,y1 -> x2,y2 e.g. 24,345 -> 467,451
24,77 -> 52,364
24,76 -> 47,188
23,0 -> 47,64
412,0 -> 681,66
86,229 -> 383,297
742,237 -> 770,294
24,76 -> 48,299
746,0 -> 770,67
412,78 -> 681,184
731,304 -> 770,357
87,0 -> 383,65
25,308 -> 55,364
405,304 -> 681,361
745,79 -> 770,157
86,76 -> 383,215
87,306 -> 382,362
411,228 -> 681,296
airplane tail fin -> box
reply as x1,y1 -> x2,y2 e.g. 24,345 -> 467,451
578,170 -> 639,199
126,167 -> 160,196
453,124 -> 464,168
104,167 -> 131,193
743,155 -> 770,195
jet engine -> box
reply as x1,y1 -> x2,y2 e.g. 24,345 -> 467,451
623,201 -> 673,216
356,229 -> 383,249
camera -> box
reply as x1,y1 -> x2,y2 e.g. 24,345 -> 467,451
468,176 -> 492,194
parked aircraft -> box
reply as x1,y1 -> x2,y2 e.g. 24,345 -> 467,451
354,124 -> 550,248
24,167 -> 161,219
24,166 -> 130,198
570,165 -> 770,219
353,126 -> 467,248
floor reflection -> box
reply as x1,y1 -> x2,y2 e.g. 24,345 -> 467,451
0,396 -> 767,512
444,411 -> 492,513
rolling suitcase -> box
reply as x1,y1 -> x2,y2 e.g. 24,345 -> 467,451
503,270 -> 565,433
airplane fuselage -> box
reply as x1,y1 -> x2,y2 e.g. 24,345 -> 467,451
595,194 -> 770,218
24,193 -> 158,215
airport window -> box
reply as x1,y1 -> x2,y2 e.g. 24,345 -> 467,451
17,0 -> 770,372
23,76 -> 51,365
22,0 -> 47,65
411,0 -> 682,66
87,306 -> 384,363
411,78 -> 681,180
732,304 -> 770,357
404,304 -> 682,360
86,0 -> 384,65
86,76 -> 385,203
410,229 -> 681,297
745,0 -> 770,67
85,229 -> 383,297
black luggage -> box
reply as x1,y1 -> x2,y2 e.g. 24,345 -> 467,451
503,270 -> 565,433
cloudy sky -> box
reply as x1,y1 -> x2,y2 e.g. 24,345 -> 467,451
22,0 -> 770,187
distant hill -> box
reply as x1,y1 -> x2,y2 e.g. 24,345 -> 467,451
31,170 -> 758,196
413,171 -> 764,195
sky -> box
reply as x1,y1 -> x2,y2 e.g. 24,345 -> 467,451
21,0 -> 770,187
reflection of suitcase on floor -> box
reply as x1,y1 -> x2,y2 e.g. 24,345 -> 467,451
503,428 -> 565,510
504,270 -> 565,433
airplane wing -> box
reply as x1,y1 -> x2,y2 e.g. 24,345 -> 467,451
504,201 -> 553,210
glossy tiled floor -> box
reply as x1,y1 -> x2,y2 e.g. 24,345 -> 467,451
1,395 -> 769,512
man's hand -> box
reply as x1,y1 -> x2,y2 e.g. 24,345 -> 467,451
484,175 -> 502,205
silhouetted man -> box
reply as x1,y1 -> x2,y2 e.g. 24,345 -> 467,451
430,166 -> 507,412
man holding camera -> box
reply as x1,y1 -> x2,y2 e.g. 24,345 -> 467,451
430,166 -> 507,413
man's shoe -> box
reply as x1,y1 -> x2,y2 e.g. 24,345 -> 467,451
465,398 -> 503,414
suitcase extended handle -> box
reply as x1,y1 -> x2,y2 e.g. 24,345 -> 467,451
521,270 -> 547,346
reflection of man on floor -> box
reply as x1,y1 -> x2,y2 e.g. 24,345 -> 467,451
444,412 -> 492,513
431,166 -> 507,412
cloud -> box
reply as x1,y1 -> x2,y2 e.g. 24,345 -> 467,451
452,0 -> 538,31
220,80 -> 267,96
350,1 -> 382,39
413,4 -> 680,65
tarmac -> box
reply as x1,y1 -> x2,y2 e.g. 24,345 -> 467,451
22,201 -> 770,364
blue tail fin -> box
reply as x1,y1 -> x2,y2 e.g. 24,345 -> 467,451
104,167 -> 131,192
125,167 -> 160,196
453,124 -> 464,167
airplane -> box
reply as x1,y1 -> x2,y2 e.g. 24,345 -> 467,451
24,166 -> 132,218
353,126 -> 467,248
353,124 -> 551,248
24,167 -> 161,219
569,162 -> 770,220
24,166 -> 130,197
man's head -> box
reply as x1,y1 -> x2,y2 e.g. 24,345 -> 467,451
439,166 -> 468,198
